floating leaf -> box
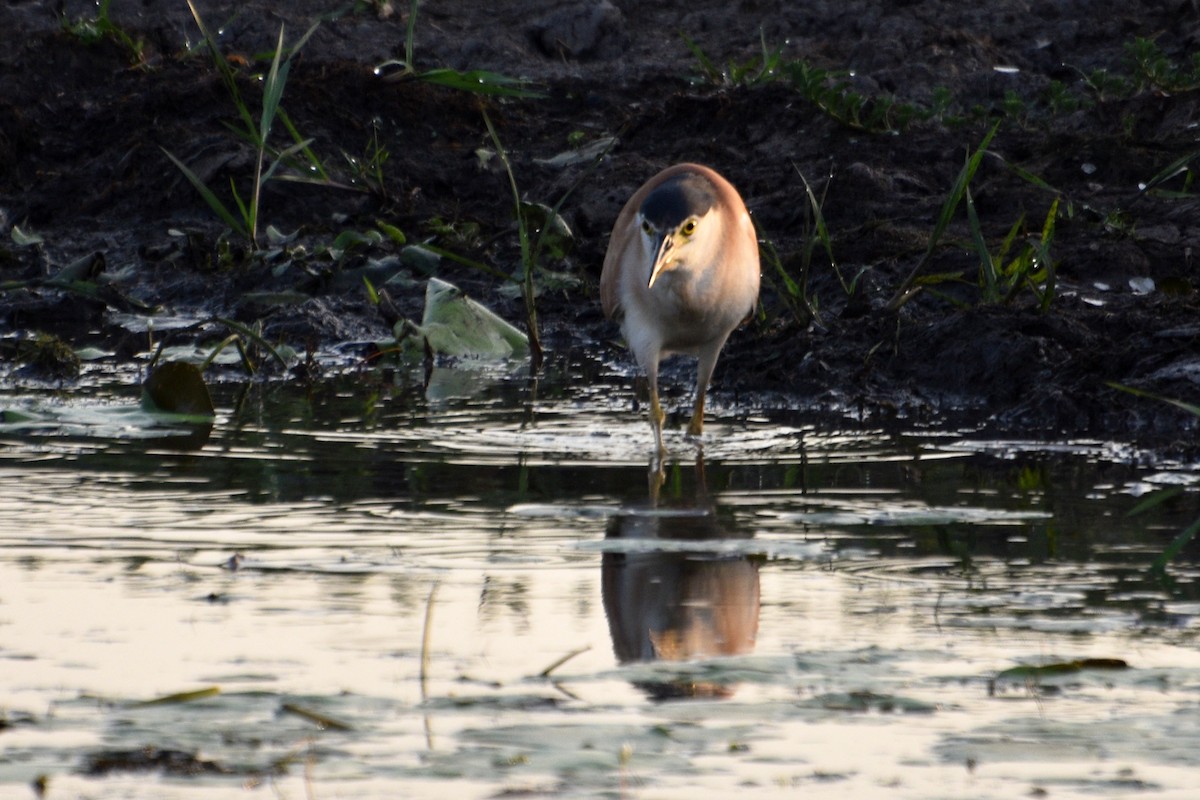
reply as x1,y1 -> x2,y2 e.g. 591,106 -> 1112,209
990,658 -> 1129,694
143,361 -> 215,417
419,278 -> 529,359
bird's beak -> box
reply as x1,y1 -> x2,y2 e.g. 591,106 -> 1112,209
647,232 -> 674,289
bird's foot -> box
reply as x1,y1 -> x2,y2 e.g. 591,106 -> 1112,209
647,456 -> 666,502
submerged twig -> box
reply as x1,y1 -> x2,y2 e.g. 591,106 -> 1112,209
134,686 -> 220,706
537,645 -> 591,678
280,702 -> 353,732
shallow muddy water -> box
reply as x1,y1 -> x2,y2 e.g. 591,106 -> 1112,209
2,358 -> 1200,799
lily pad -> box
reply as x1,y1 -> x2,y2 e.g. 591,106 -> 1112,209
989,658 -> 1129,694
143,361 -> 215,416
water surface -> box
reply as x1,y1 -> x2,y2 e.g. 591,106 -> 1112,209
2,360 -> 1199,799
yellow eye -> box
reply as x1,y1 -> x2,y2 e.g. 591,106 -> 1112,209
681,219 -> 697,236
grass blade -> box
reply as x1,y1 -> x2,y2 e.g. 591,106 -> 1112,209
403,0 -> 418,74
212,316 -> 290,369
419,68 -> 543,98
795,166 -> 843,291
966,183 -> 997,299
887,121 -> 999,310
1140,150 -> 1198,194
259,26 -> 288,144
278,108 -> 329,181
161,147 -> 248,237
482,107 -> 543,369
1107,381 -> 1200,417
186,0 -> 256,137
1151,515 -> 1200,573
1127,486 -> 1186,517
682,34 -> 720,82
261,137 -> 317,183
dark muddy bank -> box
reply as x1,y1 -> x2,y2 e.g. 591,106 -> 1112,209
1,1 -> 1199,450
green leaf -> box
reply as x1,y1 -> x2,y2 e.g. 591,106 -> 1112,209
887,121 -> 999,310
375,219 -> 407,244
1127,487 -> 1186,517
212,316 -> 291,369
419,278 -> 529,359
1151,516 -> 1200,573
161,148 -> 249,237
993,658 -> 1128,684
966,184 -> 995,297
418,68 -> 544,98
11,224 -> 45,247
142,361 -> 216,417
259,25 -> 288,144
1108,381 -> 1200,417
261,136 -> 317,184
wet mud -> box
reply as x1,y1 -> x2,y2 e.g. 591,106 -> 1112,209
2,1 -> 1199,451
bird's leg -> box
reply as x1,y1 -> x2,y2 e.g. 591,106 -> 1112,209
648,376 -> 667,457
644,355 -> 667,457
686,391 -> 706,437
647,455 -> 665,503
686,343 -> 724,438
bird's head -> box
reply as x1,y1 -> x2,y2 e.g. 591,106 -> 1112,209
637,172 -> 720,289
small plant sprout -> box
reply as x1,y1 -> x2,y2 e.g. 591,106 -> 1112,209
482,109 -> 544,370
1125,37 -> 1200,94
62,0 -> 148,68
796,165 -> 866,297
683,29 -> 785,87
686,35 -> 926,133
164,2 -> 321,249
481,109 -> 615,372
887,122 -> 999,310
969,194 -> 1061,309
763,166 -> 846,327
373,0 -> 542,97
342,118 -> 391,198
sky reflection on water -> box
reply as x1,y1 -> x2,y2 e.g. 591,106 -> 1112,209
1,369 -> 1199,798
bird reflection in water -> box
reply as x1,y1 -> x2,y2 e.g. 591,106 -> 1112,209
602,456 -> 760,700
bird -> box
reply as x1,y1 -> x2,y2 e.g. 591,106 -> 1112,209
601,163 -> 760,455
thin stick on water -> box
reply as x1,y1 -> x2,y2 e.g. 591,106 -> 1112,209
419,580 -> 439,702
537,645 -> 591,678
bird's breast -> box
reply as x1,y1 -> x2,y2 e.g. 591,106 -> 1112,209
637,262 -> 752,351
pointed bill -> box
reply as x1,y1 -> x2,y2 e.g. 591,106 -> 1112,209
647,231 -> 675,289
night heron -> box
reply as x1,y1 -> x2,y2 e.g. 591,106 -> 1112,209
600,163 -> 760,455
